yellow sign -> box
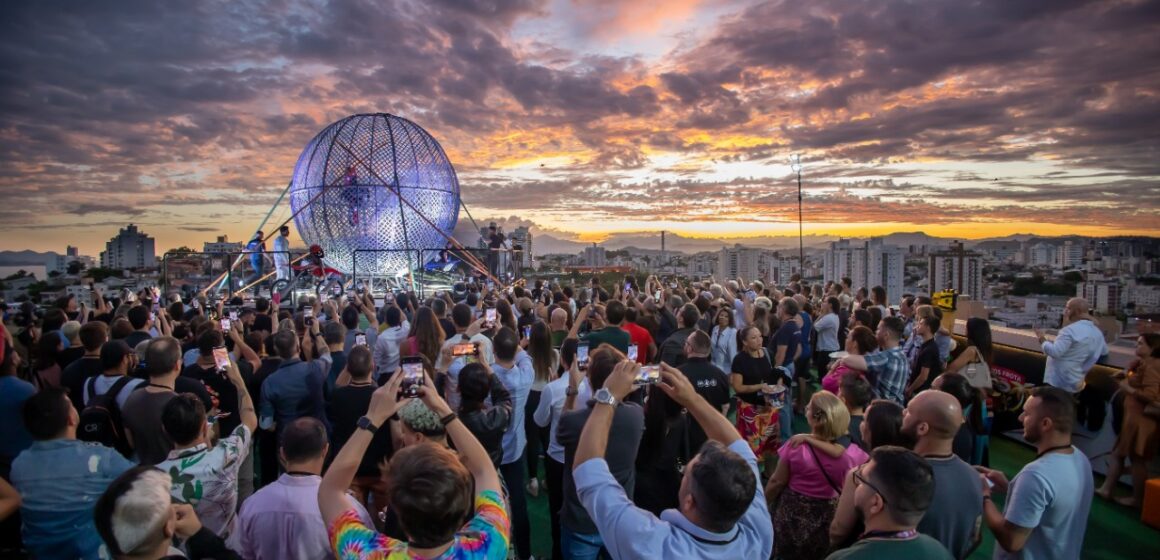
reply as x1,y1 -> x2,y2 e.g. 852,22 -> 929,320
933,289 -> 958,311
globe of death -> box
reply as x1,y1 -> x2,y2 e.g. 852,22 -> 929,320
288,113 -> 460,277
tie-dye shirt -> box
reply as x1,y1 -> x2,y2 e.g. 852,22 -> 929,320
329,489 -> 510,559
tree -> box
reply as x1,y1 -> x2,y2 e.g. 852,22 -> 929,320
166,246 -> 198,255
66,260 -> 85,275
1062,271 -> 1084,283
48,270 -> 61,278
4,270 -> 28,281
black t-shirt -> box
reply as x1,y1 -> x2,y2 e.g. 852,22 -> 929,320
439,318 -> 456,341
182,363 -> 242,434
252,314 -> 273,333
123,331 -> 152,349
488,232 -> 505,249
731,351 -> 775,406
770,321 -> 800,367
61,356 -> 105,411
58,346 -> 86,370
328,384 -> 394,477
911,338 -> 943,393
679,358 -> 732,452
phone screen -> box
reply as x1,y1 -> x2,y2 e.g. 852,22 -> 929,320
654,290 -> 661,303
304,307 -> 314,326
355,333 -> 367,347
627,344 -> 638,362
577,344 -> 589,370
485,308 -> 497,325
220,318 -> 231,332
522,325 -> 531,339
635,365 -> 660,385
212,346 -> 230,372
229,310 -> 239,321
400,359 -> 425,397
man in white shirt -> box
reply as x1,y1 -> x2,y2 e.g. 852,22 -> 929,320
1035,298 -> 1108,393
436,303 -> 496,408
373,306 -> 410,380
272,225 -> 291,282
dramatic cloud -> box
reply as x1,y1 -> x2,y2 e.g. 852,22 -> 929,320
0,0 -> 1156,254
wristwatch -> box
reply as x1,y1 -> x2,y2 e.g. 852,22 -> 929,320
356,416 -> 379,434
565,386 -> 579,397
594,388 -> 617,407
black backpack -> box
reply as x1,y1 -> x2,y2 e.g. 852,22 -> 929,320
78,376 -> 135,455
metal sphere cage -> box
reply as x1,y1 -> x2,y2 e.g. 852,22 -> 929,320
288,113 -> 460,276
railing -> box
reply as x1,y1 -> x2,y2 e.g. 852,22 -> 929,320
160,250 -> 292,299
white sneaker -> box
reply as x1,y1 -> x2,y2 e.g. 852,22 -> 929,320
526,478 -> 540,498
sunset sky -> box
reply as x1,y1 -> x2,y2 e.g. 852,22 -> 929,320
1,0 -> 1158,256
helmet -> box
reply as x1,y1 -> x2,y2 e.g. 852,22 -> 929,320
309,244 -> 324,257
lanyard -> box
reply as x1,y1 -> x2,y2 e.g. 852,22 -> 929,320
1037,444 -> 1072,459
859,529 -> 918,541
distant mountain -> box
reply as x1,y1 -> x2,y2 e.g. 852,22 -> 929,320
0,250 -> 63,264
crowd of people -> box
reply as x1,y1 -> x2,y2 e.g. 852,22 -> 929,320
0,273 -> 1150,560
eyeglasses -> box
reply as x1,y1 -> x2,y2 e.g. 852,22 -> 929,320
852,464 -> 887,505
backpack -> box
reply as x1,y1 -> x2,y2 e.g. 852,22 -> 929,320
78,376 -> 135,455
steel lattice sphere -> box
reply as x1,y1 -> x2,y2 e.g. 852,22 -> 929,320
288,113 -> 460,276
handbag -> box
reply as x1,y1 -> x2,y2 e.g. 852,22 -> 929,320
961,349 -> 993,390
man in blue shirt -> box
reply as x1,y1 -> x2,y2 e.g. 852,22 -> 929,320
259,322 -> 332,437
0,336 -> 36,466
572,361 -> 773,559
244,232 -> 268,288
11,387 -> 135,560
491,327 -> 535,560
840,316 -> 910,405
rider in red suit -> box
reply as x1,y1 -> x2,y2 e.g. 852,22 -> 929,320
295,245 -> 342,278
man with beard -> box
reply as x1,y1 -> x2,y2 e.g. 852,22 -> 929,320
825,446 -> 951,559
902,391 -> 982,559
977,387 -> 1093,560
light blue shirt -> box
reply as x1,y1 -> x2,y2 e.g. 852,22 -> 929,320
533,374 -> 570,463
574,438 -> 773,560
1042,320 -> 1108,393
814,312 -> 840,352
11,439 -> 135,559
492,350 -> 534,465
995,448 -> 1093,560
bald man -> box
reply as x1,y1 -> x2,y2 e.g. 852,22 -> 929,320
902,390 -> 983,559
550,307 -> 570,348
1035,298 -> 1108,393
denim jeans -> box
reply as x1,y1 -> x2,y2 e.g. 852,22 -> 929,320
560,525 -> 609,560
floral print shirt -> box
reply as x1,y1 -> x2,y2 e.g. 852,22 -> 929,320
157,424 -> 252,538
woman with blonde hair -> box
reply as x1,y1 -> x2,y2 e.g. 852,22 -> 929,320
765,390 -> 869,559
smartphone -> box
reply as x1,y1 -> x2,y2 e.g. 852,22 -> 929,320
355,333 -> 367,347
485,308 -> 497,327
627,344 -> 638,362
452,342 -> 478,363
304,307 -> 314,326
577,343 -> 590,371
624,282 -> 631,293
670,282 -> 677,289
212,345 -> 230,373
522,325 -> 531,340
229,310 -> 239,321
654,290 -> 661,304
635,365 -> 661,385
220,318 -> 231,332
400,357 -> 425,397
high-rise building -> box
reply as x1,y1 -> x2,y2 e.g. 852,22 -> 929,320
583,245 -> 606,267
99,224 -> 156,270
1080,279 -> 1123,314
1056,240 -> 1083,270
824,238 -> 904,301
929,241 -> 984,299
510,227 -> 533,269
1028,242 -> 1056,267
717,245 -> 764,281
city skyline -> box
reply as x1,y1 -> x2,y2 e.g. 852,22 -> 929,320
2,1 -> 1158,256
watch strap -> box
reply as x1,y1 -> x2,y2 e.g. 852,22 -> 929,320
439,412 -> 458,426
565,386 -> 579,397
357,416 -> 379,434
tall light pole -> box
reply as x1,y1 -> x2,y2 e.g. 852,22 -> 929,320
791,154 -> 804,276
